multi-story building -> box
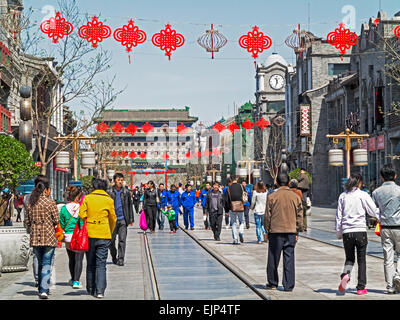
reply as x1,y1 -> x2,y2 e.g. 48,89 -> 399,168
98,107 -> 198,186
285,34 -> 352,204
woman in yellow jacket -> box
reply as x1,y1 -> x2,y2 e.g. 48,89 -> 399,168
79,178 -> 116,299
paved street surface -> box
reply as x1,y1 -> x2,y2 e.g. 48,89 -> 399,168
0,224 -> 152,300
0,205 -> 399,300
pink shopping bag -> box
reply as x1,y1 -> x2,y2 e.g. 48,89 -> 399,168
139,209 -> 148,231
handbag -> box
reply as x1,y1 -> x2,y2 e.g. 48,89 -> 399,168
375,222 -> 381,237
139,209 -> 148,231
70,219 -> 89,252
228,187 -> 244,212
56,214 -> 75,242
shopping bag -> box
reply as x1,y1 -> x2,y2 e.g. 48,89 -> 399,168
375,222 -> 381,237
70,219 -> 89,252
139,209 -> 148,231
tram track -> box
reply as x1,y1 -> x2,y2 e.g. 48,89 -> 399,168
142,227 -> 269,300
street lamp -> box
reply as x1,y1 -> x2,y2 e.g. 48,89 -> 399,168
326,128 -> 369,178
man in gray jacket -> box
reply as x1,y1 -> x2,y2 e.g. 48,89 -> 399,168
372,164 -> 400,294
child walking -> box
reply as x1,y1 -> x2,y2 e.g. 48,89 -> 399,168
336,173 -> 380,295
162,205 -> 177,234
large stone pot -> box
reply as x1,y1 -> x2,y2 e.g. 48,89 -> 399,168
0,227 -> 31,273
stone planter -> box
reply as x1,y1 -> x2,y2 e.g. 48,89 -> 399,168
0,227 -> 31,273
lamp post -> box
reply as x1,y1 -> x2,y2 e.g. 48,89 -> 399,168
54,132 -> 97,181
326,128 -> 369,178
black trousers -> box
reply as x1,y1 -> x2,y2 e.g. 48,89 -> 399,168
244,206 -> 250,226
168,219 -> 177,232
133,201 -> 140,215
66,248 -> 84,282
202,207 -> 209,229
146,205 -> 157,231
267,233 -> 297,291
16,207 -> 22,222
109,219 -> 127,262
209,212 -> 223,239
341,232 -> 368,290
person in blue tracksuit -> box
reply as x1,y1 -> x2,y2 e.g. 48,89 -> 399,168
156,183 -> 168,230
200,183 -> 211,230
167,184 -> 181,228
241,180 -> 253,229
180,184 -> 197,230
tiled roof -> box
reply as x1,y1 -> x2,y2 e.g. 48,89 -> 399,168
102,107 -> 198,122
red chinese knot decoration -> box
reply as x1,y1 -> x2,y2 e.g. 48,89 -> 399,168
113,20 -> 147,52
139,152 -> 147,160
212,122 -> 225,134
327,23 -> 358,60
152,24 -> 185,60
227,121 -> 240,134
141,122 -> 154,134
185,151 -> 192,159
395,25 -> 400,45
111,150 -> 119,158
78,16 -> 111,48
129,151 -> 137,159
111,122 -> 124,135
40,12 -> 73,43
119,151 -> 128,158
176,123 -> 188,135
96,121 -> 109,134
256,117 -> 270,130
125,123 -> 138,136
239,26 -> 272,66
241,118 -> 254,131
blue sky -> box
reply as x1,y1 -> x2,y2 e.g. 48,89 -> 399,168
24,0 -> 399,125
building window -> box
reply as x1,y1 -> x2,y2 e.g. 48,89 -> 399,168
131,143 -> 135,146
137,143 -> 141,146
144,143 -> 147,146
328,64 -> 350,76
118,143 -> 122,146
113,143 -> 116,146
125,143 -> 128,146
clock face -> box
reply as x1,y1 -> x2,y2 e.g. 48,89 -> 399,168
269,74 -> 284,90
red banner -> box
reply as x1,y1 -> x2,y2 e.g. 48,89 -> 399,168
368,137 -> 376,152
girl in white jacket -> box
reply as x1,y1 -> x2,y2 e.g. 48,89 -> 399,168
336,173 -> 379,295
250,181 -> 268,244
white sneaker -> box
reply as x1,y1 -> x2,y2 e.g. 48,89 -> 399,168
96,293 -> 104,299
39,292 -> 48,299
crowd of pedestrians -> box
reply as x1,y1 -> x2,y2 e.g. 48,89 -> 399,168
12,162 -> 400,298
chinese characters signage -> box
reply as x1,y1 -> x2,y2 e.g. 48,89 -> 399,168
300,104 -> 311,136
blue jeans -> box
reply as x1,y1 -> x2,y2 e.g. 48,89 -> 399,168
183,207 -> 195,229
86,238 -> 111,296
33,246 -> 55,294
254,213 -> 266,242
229,211 -> 244,243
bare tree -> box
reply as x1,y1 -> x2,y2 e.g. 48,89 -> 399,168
20,0 -> 124,174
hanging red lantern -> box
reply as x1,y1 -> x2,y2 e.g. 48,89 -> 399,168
162,153 -> 170,160
241,118 -> 254,131
284,24 -> 315,58
194,151 -> 202,158
139,152 -> 147,160
152,24 -> 185,60
129,171 -> 136,175
185,151 -> 192,159
111,150 -> 119,158
176,122 -> 188,135
327,23 -> 358,60
395,25 -> 400,45
227,121 -> 240,134
161,170 -> 165,174
129,151 -> 137,159
144,172 -> 149,176
239,26 -> 272,68
171,169 -> 176,173
197,24 -> 227,59
111,122 -> 124,135
256,117 -> 270,130
212,122 -> 225,134
96,121 -> 109,134
78,16 -> 112,48
141,122 -> 154,134
113,20 -> 146,52
166,169 -> 171,174
125,123 -> 138,136
156,171 -> 160,175
40,12 -> 73,43
120,151 -> 128,158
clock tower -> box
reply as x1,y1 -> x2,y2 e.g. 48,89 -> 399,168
253,52 -> 288,184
